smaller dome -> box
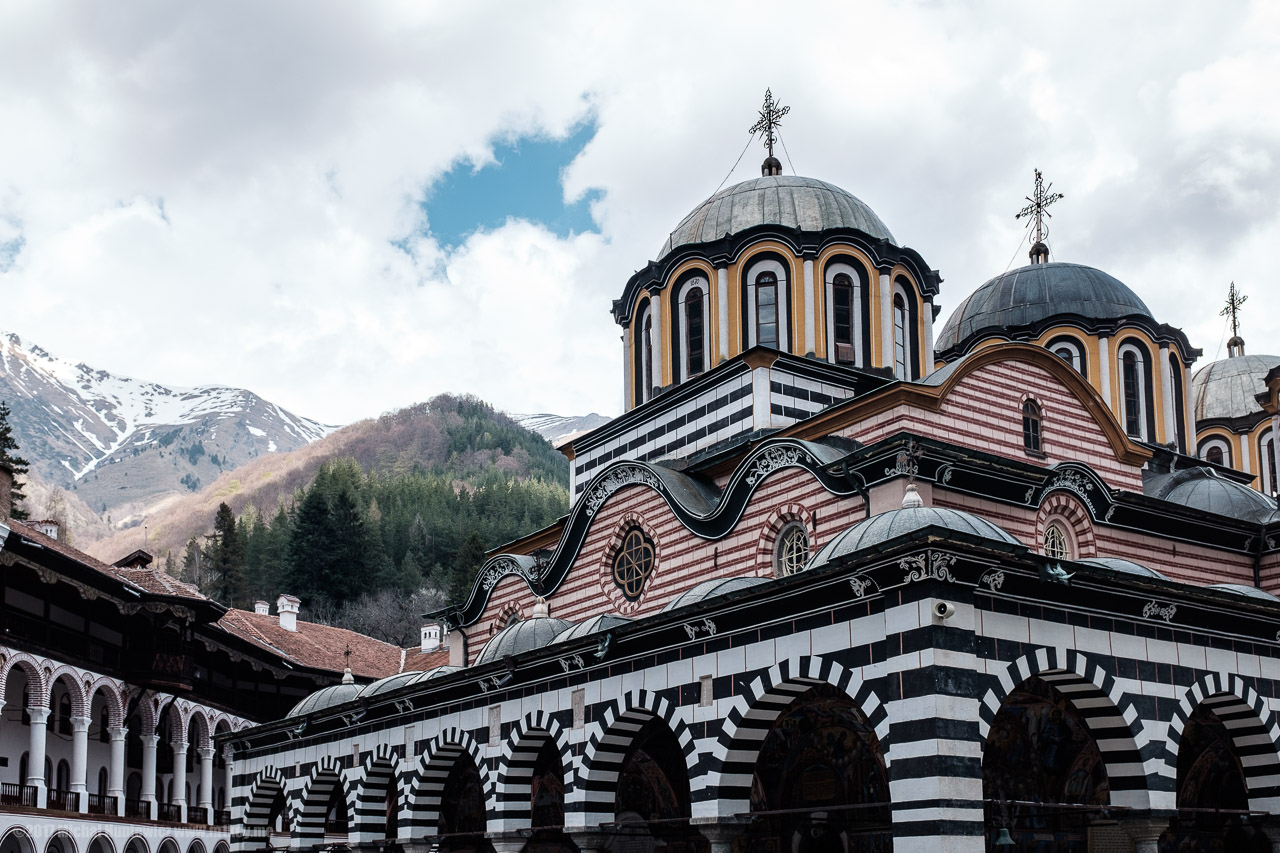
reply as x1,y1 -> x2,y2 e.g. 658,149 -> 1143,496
475,616 -> 574,665
936,262 -> 1153,353
808,507 -> 1022,571
408,665 -> 462,684
1078,557 -> 1169,581
1154,468 -> 1279,524
287,682 -> 363,718
1207,583 -> 1280,603
554,614 -> 632,643
661,576 -> 770,613
359,671 -> 420,698
1191,353 -> 1280,422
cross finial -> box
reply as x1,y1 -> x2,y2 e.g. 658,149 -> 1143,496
1221,281 -> 1247,339
344,644 -> 352,664
1015,169 -> 1064,247
750,88 -> 790,160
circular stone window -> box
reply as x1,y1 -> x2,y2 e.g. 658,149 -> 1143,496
775,522 -> 810,577
613,527 -> 656,601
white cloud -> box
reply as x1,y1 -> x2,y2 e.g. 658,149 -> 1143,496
0,0 -> 1277,426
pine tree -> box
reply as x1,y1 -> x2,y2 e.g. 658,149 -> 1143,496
208,502 -> 248,606
0,400 -> 30,520
451,531 -> 488,605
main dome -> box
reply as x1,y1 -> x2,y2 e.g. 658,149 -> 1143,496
657,176 -> 895,259
936,262 -> 1153,353
1191,353 -> 1280,422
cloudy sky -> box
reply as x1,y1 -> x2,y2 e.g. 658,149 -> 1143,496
1,1 -> 1277,426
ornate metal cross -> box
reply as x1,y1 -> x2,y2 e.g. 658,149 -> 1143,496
1015,168 -> 1064,245
750,88 -> 790,159
1220,281 -> 1247,338
344,644 -> 352,665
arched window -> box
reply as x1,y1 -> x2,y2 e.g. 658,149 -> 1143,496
1022,399 -> 1043,454
1200,437 -> 1231,468
57,693 -> 72,735
1262,431 -> 1278,497
893,294 -> 907,379
638,302 -> 653,406
832,273 -> 856,364
677,279 -> 708,381
1046,336 -> 1087,377
1043,523 -> 1070,560
774,523 -> 809,577
1119,343 -> 1153,440
744,259 -> 789,352
1169,353 -> 1187,453
755,272 -> 779,349
892,276 -> 920,380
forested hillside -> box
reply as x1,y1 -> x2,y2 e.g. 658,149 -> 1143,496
94,395 -> 569,638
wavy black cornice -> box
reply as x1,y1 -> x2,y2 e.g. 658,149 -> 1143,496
441,438 -> 859,627
611,224 -> 942,326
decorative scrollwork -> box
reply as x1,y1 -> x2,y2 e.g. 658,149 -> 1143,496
558,654 -> 586,673
682,617 -> 717,639
1142,601 -> 1177,623
1024,487 -> 1035,504
585,465 -> 665,517
1048,469 -> 1098,515
848,576 -> 873,598
980,570 -> 1005,592
480,557 -> 536,592
746,446 -> 810,486
901,551 -> 957,584
884,440 -> 924,479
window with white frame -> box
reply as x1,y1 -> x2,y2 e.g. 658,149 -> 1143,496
1046,336 -> 1086,377
1262,430 -> 1278,497
892,277 -> 918,380
637,301 -> 653,405
677,277 -> 710,381
1200,437 -> 1231,468
775,522 -> 809,577
1118,342 -> 1152,440
745,259 -> 788,351
1043,522 -> 1071,560
825,261 -> 868,367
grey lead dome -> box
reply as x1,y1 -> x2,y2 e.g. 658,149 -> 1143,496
1191,353 -> 1280,422
658,176 -> 895,259
936,262 -> 1153,353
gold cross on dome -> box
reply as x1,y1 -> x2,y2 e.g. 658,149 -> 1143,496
1220,281 -> 1247,338
750,88 -> 790,159
1015,168 -> 1064,246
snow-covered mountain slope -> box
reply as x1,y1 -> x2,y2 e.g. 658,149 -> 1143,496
509,412 -> 612,447
0,330 -> 336,514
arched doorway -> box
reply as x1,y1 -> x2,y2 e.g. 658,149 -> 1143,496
438,753 -> 490,853
0,829 -> 36,853
1168,701 -> 1273,849
614,718 -> 694,851
982,676 -> 1109,850
527,739 -> 571,853
746,684 -> 891,853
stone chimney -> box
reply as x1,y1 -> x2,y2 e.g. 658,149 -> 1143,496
0,464 -> 12,524
276,594 -> 301,632
254,600 -> 270,616
420,622 -> 442,653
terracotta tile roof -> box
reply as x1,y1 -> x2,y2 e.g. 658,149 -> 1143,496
218,609 -> 405,679
400,646 -> 452,673
10,520 -> 208,601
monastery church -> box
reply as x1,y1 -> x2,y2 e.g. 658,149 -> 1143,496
228,97 -> 1280,853
3,93 -> 1280,853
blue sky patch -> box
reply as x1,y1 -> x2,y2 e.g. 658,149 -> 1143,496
422,121 -> 601,247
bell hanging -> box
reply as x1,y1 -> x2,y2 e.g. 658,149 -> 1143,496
994,827 -> 1016,847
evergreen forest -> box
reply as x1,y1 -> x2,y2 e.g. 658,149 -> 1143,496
178,395 -> 570,642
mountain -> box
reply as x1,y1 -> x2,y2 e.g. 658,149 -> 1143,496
87,395 -> 570,565
0,331 -> 336,519
510,412 -> 612,446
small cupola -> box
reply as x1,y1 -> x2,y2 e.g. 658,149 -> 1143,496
113,549 -> 154,570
